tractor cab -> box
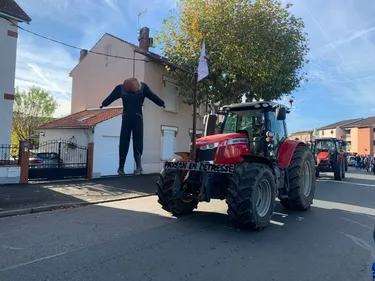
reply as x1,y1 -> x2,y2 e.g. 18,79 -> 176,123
312,137 -> 346,180
197,101 -> 290,163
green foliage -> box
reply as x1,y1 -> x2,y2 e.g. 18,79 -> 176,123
12,86 -> 58,145
155,0 -> 309,106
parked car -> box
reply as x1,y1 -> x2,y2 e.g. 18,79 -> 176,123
347,156 -> 356,166
29,152 -> 63,168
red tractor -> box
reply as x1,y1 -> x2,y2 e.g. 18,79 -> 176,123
156,101 -> 316,230
312,138 -> 346,180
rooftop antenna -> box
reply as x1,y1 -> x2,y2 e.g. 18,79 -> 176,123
137,8 -> 147,35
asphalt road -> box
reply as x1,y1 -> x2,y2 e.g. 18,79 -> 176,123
0,168 -> 374,281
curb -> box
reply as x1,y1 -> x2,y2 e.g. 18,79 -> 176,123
0,193 -> 155,219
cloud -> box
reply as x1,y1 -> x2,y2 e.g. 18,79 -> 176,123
14,0 -> 176,118
300,0 -> 375,105
14,0 -> 375,134
15,32 -> 75,117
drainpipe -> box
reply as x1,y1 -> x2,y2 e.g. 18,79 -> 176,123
133,49 -> 136,77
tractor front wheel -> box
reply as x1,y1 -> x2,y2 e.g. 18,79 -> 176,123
334,163 -> 343,181
226,162 -> 276,230
156,169 -> 198,216
280,145 -> 316,210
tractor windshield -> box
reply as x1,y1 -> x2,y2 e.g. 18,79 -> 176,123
222,110 -> 265,137
315,140 -> 337,152
222,109 -> 266,156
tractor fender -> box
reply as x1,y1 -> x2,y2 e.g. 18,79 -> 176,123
277,139 -> 306,168
241,154 -> 275,171
240,154 -> 282,187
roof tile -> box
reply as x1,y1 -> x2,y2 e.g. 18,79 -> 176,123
290,129 -> 313,135
342,116 -> 375,128
0,0 -> 31,23
318,118 -> 363,130
39,108 -> 123,129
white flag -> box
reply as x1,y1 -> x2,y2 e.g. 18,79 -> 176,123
313,126 -> 319,137
197,41 -> 209,82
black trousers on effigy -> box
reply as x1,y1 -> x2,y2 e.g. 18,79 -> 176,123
119,113 -> 143,169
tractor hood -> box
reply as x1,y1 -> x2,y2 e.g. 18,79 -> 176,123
317,151 -> 329,160
196,133 -> 247,147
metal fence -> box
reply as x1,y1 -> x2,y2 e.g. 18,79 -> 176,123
29,139 -> 88,180
0,144 -> 19,166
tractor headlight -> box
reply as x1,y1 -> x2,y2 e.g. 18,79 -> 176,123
199,142 -> 219,150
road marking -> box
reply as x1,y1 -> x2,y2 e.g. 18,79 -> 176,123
313,199 -> 375,216
273,212 -> 288,218
318,180 -> 375,188
340,232 -> 373,252
270,220 -> 284,226
0,252 -> 68,272
1,246 -> 23,250
341,217 -> 373,230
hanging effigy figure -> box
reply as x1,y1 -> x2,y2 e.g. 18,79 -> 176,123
100,78 -> 165,176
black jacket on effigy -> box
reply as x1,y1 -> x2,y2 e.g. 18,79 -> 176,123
101,82 -> 165,114
100,82 -> 165,171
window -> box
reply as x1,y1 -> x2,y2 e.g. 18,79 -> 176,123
267,111 -> 286,157
268,111 -> 286,143
163,81 -> 178,112
161,126 -> 177,160
322,131 -> 324,136
222,110 -> 264,136
315,140 -> 336,151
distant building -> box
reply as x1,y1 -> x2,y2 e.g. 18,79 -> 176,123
289,130 -> 315,142
318,118 -> 362,139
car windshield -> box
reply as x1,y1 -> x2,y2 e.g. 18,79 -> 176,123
222,110 -> 265,138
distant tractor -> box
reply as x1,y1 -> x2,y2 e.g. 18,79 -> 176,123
156,101 -> 316,230
312,138 -> 346,180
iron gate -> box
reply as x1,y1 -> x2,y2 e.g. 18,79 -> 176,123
28,140 -> 88,181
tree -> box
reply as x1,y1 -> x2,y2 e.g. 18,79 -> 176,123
12,86 -> 58,145
155,0 -> 309,106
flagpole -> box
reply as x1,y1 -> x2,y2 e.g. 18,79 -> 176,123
191,72 -> 198,161
190,39 -> 208,161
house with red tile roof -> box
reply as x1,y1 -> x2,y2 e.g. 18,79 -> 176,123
0,0 -> 31,147
39,27 -> 206,177
0,0 -> 31,183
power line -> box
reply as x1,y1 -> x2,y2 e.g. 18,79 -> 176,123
7,18 -> 148,62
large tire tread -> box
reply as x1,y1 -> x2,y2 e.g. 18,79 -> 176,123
226,162 -> 276,230
156,170 -> 198,216
280,145 -> 316,210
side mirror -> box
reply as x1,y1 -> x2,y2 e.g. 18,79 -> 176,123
276,106 -> 286,120
204,114 -> 217,136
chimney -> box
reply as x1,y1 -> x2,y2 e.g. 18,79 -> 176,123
79,49 -> 88,62
138,27 -> 150,51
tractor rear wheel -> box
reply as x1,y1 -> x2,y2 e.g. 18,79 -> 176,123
226,162 -> 276,230
156,169 -> 198,216
280,145 -> 316,210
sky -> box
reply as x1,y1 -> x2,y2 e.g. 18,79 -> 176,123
13,0 -> 375,134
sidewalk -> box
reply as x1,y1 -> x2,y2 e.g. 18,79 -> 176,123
0,174 -> 159,218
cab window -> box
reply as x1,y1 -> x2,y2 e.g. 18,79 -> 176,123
267,111 -> 286,142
